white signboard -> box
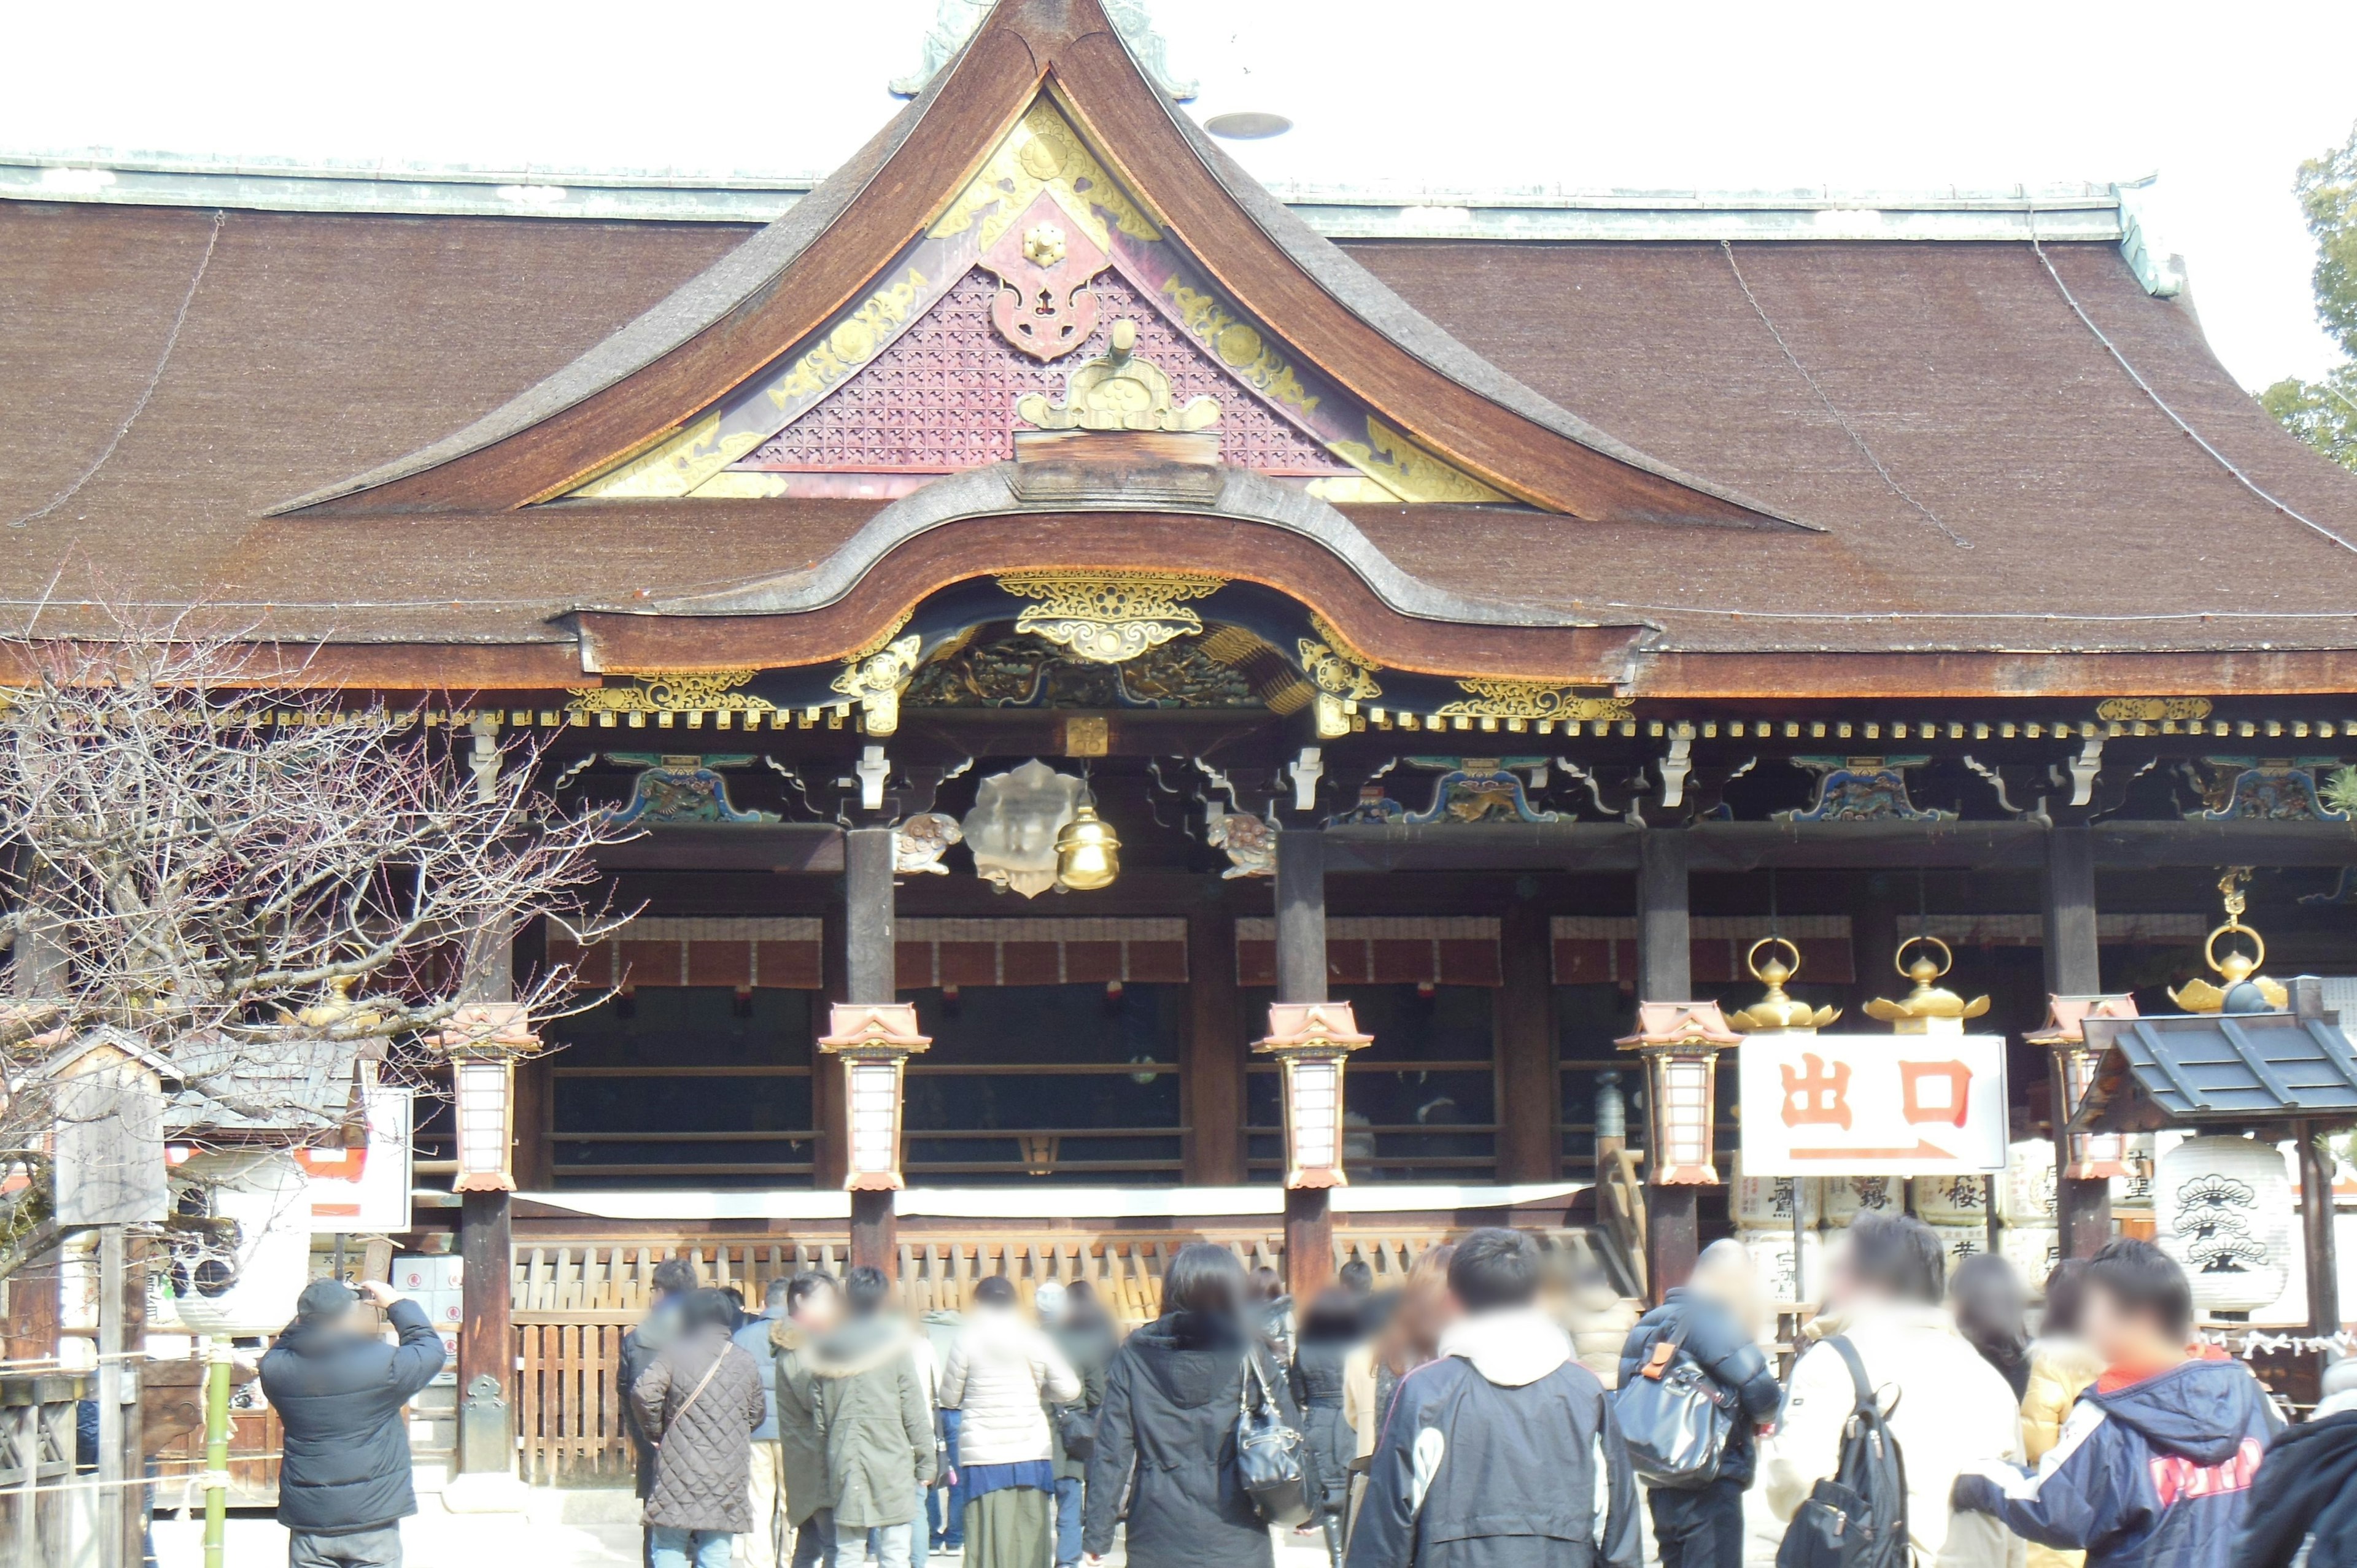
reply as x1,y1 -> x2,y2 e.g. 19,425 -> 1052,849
1738,1035 -> 2008,1176
295,1087 -> 414,1234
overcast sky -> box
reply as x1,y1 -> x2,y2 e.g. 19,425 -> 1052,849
5,1 -> 2351,392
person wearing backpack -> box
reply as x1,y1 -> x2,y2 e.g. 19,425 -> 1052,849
1949,1240 -> 2282,1568
1760,1212 -> 2026,1568
1347,1227 -> 1641,1568
1616,1240 -> 1784,1568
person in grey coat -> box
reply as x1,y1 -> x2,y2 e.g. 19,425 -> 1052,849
629,1288 -> 770,1568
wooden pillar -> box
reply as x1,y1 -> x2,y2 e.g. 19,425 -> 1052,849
1274,828 -> 1333,1301
2299,1122 -> 2342,1335
843,826 -> 898,1275
1638,828 -> 1697,1303
455,919 -> 516,1477
509,921 -> 552,1191
1496,900 -> 1557,1183
1183,908 -> 1244,1186
817,903 -> 849,1190
2043,825 -> 2112,1260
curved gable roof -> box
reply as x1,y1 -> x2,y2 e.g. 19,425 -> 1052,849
281,0 -> 1793,530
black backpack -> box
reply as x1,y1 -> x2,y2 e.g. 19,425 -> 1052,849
1775,1337 -> 1908,1568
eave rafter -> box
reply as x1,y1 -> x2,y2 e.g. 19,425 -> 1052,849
276,0 -> 1792,531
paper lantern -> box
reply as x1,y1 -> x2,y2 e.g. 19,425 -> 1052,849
818,1003 -> 933,1191
2156,1135 -> 2294,1313
424,1003 -> 543,1194
1253,1002 -> 1374,1189
1614,1002 -> 1741,1185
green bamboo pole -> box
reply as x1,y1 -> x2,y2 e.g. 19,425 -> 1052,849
201,1338 -> 231,1568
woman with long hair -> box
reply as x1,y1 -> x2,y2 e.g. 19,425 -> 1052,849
1290,1288 -> 1364,1567
1949,1251 -> 2034,1398
1340,1242 -> 1455,1538
1080,1243 -> 1288,1567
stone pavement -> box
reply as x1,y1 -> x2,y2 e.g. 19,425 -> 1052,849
149,1491 -> 1341,1567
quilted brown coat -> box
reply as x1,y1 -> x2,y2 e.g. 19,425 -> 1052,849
629,1323 -> 768,1532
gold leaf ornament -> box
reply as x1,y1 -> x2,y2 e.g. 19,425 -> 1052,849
999,570 -> 1226,664
1433,680 -> 1633,724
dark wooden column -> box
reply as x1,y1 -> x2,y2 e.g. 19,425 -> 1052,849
1183,908 -> 1244,1186
2298,1122 -> 2342,1336
510,920 -> 552,1190
455,922 -> 514,1478
1496,900 -> 1557,1183
2043,825 -> 2112,1260
843,825 -> 897,1275
1275,828 -> 1334,1302
1637,828 -> 1696,1303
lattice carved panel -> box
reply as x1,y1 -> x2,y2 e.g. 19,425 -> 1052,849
738,267 -> 1349,476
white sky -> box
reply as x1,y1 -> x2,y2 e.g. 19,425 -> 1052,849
4,0 -> 2351,391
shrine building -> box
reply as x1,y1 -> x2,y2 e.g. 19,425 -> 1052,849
6,0 -> 2357,1485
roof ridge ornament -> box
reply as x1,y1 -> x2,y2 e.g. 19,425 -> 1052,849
1016,320 -> 1220,433
891,0 -> 1196,101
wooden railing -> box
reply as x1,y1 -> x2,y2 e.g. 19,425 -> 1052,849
505,1229 -> 1460,1484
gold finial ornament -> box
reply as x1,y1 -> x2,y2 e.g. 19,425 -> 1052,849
2168,868 -> 2288,1013
1725,937 -> 1841,1033
1015,320 -> 1221,433
1862,935 -> 1991,1035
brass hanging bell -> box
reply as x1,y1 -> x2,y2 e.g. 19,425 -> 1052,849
1053,801 -> 1121,891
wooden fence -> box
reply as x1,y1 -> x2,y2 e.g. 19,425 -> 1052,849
506,1229 -> 1473,1483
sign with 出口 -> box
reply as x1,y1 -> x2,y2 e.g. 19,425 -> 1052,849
1738,1034 -> 2008,1176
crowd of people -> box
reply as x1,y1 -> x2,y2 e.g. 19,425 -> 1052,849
254,1216 -> 2357,1568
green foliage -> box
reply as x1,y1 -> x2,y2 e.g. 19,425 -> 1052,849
2261,367 -> 2357,472
2269,121 -> 2357,471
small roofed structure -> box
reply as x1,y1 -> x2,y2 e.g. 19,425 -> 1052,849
2078,976 -> 2357,1334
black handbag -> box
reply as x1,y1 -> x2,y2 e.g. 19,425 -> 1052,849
1234,1350 -> 1314,1527
1056,1404 -> 1099,1464
1613,1313 -> 1738,1490
1775,1337 -> 1909,1568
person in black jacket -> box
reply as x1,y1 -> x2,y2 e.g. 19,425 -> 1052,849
1350,1228 -> 1638,1568
1082,1243 -> 1288,1568
258,1276 -> 446,1567
1616,1240 -> 1782,1568
1290,1288 -> 1363,1568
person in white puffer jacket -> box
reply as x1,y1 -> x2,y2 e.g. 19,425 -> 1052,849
940,1276 -> 1081,1568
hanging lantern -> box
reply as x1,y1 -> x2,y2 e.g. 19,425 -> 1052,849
1253,1002 -> 1373,1189
817,1003 -> 932,1191
1616,1002 -> 1741,1184
2025,993 -> 2140,1180
1863,935 -> 1990,1035
1053,800 -> 1121,891
424,1003 -> 542,1194
2168,870 -> 2288,1014
1724,938 -> 1841,1033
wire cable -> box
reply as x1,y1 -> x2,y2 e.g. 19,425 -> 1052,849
2026,221 -> 2357,555
10,210 -> 226,530
1721,239 -> 1970,549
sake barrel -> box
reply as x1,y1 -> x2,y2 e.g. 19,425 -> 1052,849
1735,1226 -> 1826,1306
2156,1134 -> 2294,1314
1730,1157 -> 1821,1229
1821,1175 -> 1904,1227
1927,1222 -> 1997,1277
1912,1172 -> 2000,1227
2000,1224 -> 2062,1290
2004,1139 -> 2059,1226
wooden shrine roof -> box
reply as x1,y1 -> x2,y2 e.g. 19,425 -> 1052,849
6,5 -> 2357,692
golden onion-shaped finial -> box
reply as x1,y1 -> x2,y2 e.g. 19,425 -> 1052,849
1053,801 -> 1121,891
1863,935 -> 1991,1033
1725,937 -> 1841,1033
2169,870 -> 2287,1013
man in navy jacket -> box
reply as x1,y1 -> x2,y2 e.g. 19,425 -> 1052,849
1349,1227 -> 1641,1568
1951,1239 -> 2280,1568
259,1276 -> 446,1567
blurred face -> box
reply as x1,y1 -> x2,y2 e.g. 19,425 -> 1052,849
794,1286 -> 842,1330
2078,1281 -> 2173,1367
1819,1233 -> 1860,1311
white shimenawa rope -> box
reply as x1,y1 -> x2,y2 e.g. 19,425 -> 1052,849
2026,221 -> 2357,555
10,210 -> 225,530
1720,238 -> 1970,549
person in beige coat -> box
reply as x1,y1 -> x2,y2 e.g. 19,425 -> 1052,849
2016,1261 -> 2103,1568
939,1276 -> 1080,1568
1761,1214 -> 2027,1568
